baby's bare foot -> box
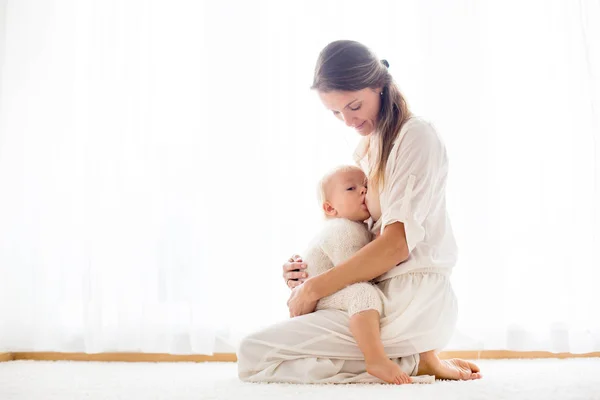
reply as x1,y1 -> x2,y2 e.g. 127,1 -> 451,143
366,358 -> 412,384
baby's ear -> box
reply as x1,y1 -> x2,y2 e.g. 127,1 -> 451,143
322,201 -> 337,217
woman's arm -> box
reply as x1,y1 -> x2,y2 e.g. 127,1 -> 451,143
305,221 -> 409,302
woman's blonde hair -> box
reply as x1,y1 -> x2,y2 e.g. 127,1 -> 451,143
311,40 -> 412,187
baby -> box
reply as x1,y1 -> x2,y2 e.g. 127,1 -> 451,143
300,165 -> 413,385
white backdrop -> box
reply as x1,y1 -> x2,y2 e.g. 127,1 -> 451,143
0,0 -> 599,354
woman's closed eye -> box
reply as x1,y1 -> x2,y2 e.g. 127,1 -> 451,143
332,103 -> 361,115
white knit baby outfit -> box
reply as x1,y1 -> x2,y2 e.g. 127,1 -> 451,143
303,218 -> 382,316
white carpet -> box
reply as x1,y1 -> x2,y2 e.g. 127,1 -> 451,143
1,358 -> 600,399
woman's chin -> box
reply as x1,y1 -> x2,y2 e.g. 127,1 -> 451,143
355,123 -> 374,136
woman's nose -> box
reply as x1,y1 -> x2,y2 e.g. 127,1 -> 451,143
360,186 -> 367,195
344,118 -> 353,127
340,111 -> 355,127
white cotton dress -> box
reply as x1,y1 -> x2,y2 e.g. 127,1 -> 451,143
237,117 -> 459,384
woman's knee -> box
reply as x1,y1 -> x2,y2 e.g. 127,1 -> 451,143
237,331 -> 266,379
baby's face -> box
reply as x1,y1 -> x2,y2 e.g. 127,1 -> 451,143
325,169 -> 370,222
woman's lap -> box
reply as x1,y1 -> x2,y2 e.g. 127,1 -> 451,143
237,308 -> 420,383
237,271 -> 456,383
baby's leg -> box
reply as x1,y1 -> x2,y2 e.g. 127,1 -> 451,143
319,282 -> 412,385
349,310 -> 411,384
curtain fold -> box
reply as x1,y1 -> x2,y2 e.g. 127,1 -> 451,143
0,0 -> 598,354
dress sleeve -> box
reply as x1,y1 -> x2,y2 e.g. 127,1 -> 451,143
378,119 -> 447,253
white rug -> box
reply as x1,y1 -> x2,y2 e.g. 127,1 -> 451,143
1,358 -> 600,399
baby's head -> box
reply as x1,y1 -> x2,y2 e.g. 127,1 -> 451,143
317,165 -> 370,222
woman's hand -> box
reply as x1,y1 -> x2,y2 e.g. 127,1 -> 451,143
287,280 -> 318,318
282,254 -> 308,289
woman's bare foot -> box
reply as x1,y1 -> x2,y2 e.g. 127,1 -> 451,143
417,351 -> 482,380
366,358 -> 413,384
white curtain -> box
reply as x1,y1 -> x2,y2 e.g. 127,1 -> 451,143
0,0 -> 598,354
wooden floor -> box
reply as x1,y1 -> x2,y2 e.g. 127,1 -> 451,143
1,351 -> 600,363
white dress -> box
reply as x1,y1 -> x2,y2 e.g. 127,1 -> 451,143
237,117 -> 458,384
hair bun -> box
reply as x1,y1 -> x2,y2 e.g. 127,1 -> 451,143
381,59 -> 389,68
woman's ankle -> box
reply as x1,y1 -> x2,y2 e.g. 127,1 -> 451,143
417,350 -> 440,375
419,350 -> 438,362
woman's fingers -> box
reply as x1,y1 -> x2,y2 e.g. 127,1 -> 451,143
286,277 -> 307,289
287,279 -> 302,289
283,255 -> 307,289
284,270 -> 308,281
283,262 -> 307,273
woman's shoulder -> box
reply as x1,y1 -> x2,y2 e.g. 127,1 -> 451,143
394,116 -> 445,153
402,115 -> 432,129
398,116 -> 438,141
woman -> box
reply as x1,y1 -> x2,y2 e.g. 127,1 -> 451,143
237,40 -> 482,384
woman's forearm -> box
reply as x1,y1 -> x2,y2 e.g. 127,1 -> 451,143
306,222 -> 409,301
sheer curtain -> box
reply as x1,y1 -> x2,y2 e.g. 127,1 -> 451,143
0,0 -> 598,354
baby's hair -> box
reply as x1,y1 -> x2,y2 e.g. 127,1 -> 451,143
317,165 -> 366,207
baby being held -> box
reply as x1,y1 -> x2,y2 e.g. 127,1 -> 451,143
301,165 -> 414,385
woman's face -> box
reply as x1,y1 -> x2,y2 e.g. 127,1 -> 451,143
318,88 -> 382,136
